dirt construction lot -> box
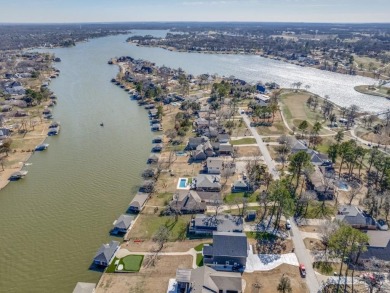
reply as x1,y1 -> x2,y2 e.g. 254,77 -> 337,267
243,264 -> 309,293
96,255 -> 193,293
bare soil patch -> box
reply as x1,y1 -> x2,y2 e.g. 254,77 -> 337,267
96,255 -> 192,293
243,264 -> 309,293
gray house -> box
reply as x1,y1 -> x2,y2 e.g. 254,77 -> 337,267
232,180 -> 250,192
111,214 -> 134,235
187,137 -> 209,150
336,205 -> 377,230
176,266 -> 242,293
189,214 -> 243,235
93,240 -> 120,267
203,232 -> 249,271
127,192 -> 149,213
206,157 -> 223,174
195,174 -> 221,192
360,230 -> 390,262
170,190 -> 206,214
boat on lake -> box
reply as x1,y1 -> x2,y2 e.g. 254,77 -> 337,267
35,144 -> 49,151
48,126 -> 60,136
9,170 -> 28,181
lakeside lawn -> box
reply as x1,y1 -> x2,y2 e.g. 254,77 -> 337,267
230,137 -> 257,145
280,91 -> 334,135
130,214 -> 191,241
106,255 -> 144,273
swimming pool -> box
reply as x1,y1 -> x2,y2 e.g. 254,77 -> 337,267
336,181 -> 349,191
177,178 -> 189,189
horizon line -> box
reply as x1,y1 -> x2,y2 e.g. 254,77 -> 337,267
0,21 -> 390,25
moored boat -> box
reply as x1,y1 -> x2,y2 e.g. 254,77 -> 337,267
9,170 -> 28,181
35,144 -> 49,151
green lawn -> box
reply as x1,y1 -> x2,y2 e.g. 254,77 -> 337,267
224,192 -> 257,204
302,202 -> 336,219
194,243 -> 211,252
131,214 -> 191,241
230,137 -> 257,145
196,253 -> 204,266
246,231 -> 278,241
106,255 -> 144,273
122,255 -> 143,272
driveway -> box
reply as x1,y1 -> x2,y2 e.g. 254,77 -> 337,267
290,218 -> 320,293
240,112 -> 280,180
245,252 -> 299,273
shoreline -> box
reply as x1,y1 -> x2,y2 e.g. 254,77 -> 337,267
354,85 -> 390,100
0,121 -> 51,190
128,41 -> 387,80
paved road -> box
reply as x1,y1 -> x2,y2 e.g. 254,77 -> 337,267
290,218 -> 320,293
240,112 -> 280,180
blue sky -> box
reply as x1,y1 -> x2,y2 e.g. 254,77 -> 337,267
0,0 -> 389,23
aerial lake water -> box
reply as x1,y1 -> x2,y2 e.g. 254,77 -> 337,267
0,30 -> 388,293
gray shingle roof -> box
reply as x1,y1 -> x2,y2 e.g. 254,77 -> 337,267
193,214 -> 243,232
196,174 -> 221,189
113,214 -> 134,230
189,266 -> 242,293
211,232 -> 248,258
93,240 -> 119,264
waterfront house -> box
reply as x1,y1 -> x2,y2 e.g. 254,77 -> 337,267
189,214 -> 243,235
169,190 -> 206,214
203,232 -> 249,271
111,214 -> 134,235
93,240 -> 120,267
336,205 -> 377,230
175,266 -> 243,293
127,192 -> 149,213
254,93 -> 271,107
195,174 -> 221,192
206,157 -> 223,174
147,153 -> 160,164
175,190 -> 222,205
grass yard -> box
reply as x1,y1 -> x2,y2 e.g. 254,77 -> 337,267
280,91 -> 334,135
196,253 -> 204,266
301,202 -> 336,219
107,255 -> 145,273
129,214 -> 191,241
224,192 -> 258,204
122,255 -> 143,272
230,137 -> 257,145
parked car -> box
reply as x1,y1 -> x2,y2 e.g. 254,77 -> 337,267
299,264 -> 306,278
285,219 -> 291,230
376,219 -> 389,231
